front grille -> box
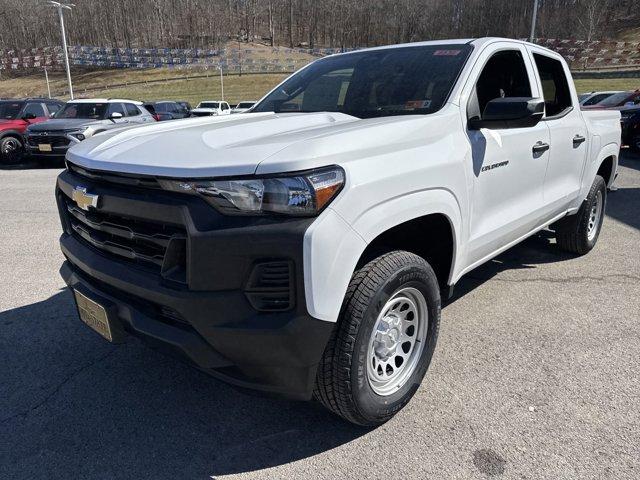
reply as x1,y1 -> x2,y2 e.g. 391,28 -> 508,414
68,163 -> 161,189
27,134 -> 70,147
61,192 -> 186,276
244,261 -> 294,311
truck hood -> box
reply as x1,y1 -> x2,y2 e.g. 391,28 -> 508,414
28,118 -> 109,132
67,112 -> 362,177
66,109 -> 458,178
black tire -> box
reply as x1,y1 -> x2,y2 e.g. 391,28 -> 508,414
0,135 -> 24,165
630,136 -> 640,154
314,250 -> 441,426
553,175 -> 606,255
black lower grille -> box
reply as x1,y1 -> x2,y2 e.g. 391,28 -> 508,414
61,193 -> 186,275
27,134 -> 70,147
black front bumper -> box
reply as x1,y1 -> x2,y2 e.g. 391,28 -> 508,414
25,133 -> 72,159
56,166 -> 334,400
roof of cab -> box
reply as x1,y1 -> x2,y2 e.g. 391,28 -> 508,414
326,37 -> 560,58
67,98 -> 143,105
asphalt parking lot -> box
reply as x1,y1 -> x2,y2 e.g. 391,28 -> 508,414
1,152 -> 639,480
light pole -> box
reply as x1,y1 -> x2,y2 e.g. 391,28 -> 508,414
218,65 -> 224,101
44,67 -> 51,98
46,1 -> 75,99
529,0 -> 540,43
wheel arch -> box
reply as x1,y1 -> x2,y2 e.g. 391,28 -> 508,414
0,130 -> 25,142
591,142 -> 619,189
304,189 -> 462,322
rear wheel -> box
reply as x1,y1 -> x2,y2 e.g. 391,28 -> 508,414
0,136 -> 23,165
314,250 -> 441,426
630,135 -> 640,154
553,175 -> 606,255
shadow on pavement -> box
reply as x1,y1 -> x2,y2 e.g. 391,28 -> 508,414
0,290 -> 367,479
0,156 -> 64,170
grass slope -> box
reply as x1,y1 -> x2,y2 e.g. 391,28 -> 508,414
0,67 -> 638,105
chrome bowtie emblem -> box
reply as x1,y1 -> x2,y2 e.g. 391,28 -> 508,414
72,186 -> 99,211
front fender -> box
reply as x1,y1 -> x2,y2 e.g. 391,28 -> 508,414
303,189 -> 462,323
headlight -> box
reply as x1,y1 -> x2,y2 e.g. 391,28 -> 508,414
159,166 -> 344,216
71,133 -> 85,141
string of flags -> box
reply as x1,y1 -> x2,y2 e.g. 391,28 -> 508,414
1,39 -> 638,71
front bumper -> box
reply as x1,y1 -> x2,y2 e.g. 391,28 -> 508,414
25,132 -> 75,158
56,166 -> 334,400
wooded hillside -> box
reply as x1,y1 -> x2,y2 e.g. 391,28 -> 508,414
2,0 -> 638,51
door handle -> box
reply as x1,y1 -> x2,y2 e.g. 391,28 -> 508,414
573,135 -> 586,146
532,141 -> 550,154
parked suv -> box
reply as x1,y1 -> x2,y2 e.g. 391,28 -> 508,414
0,98 -> 64,164
621,106 -> 640,152
25,99 -> 155,160
56,38 -> 620,426
143,101 -> 191,121
190,101 -> 231,116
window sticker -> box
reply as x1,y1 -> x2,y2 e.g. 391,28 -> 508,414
405,99 -> 432,109
434,50 -> 461,56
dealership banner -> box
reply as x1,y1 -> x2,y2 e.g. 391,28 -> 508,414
1,40 -> 638,71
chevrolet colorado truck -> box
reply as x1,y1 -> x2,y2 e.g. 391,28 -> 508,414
56,38 -> 621,426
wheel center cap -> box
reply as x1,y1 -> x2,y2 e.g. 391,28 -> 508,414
374,316 -> 402,360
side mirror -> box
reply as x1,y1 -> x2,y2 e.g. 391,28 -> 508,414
22,113 -> 37,121
468,97 -> 545,130
110,112 -> 123,120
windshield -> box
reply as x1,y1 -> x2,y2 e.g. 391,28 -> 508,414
237,102 -> 255,108
199,102 -> 219,109
253,45 -> 473,119
583,93 -> 614,106
55,103 -> 108,119
596,92 -> 632,107
0,101 -> 24,120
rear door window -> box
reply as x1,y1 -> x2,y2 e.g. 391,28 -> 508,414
533,53 -> 573,117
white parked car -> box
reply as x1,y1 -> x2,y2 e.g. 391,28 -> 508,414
56,38 -> 620,426
578,91 -> 623,107
231,101 -> 257,114
190,101 -> 230,117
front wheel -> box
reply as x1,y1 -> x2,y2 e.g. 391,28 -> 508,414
553,175 -> 606,255
0,136 -> 24,165
314,251 -> 441,426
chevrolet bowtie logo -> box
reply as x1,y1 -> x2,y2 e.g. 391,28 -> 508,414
72,186 -> 99,211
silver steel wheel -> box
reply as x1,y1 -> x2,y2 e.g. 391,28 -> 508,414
587,189 -> 603,241
366,287 -> 428,396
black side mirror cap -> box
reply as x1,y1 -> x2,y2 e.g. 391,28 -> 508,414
22,113 -> 37,120
468,97 -> 545,130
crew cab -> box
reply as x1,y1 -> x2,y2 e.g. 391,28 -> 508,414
25,99 -> 154,160
0,98 -> 64,164
56,38 -> 620,426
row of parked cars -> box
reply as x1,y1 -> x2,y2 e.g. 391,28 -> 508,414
579,89 -> 640,152
0,97 -> 257,164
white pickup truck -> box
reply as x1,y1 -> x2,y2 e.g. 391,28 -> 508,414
56,38 -> 620,426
